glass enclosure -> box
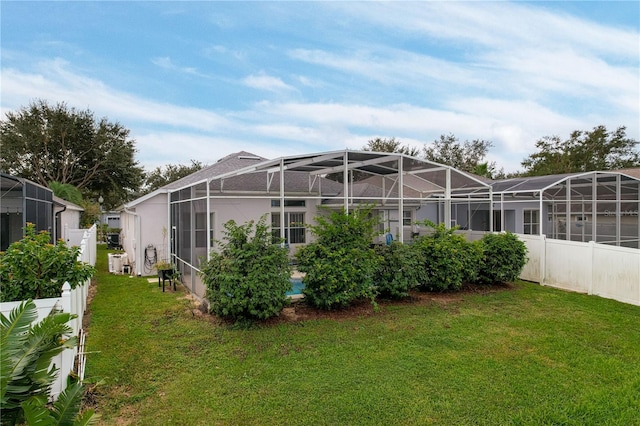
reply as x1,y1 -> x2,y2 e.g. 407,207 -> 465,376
1,174 -> 54,251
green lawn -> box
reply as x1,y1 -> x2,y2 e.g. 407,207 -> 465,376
85,246 -> 640,425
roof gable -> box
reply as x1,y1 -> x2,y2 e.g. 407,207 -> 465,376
164,151 -> 267,190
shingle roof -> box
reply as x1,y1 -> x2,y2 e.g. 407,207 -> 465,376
164,151 -> 267,190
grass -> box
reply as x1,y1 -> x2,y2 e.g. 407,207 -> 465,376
85,246 -> 640,425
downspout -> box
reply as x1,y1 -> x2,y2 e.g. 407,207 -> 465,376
54,205 -> 67,242
123,206 -> 142,276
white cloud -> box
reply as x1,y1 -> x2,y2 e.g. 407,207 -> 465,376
331,2 -> 638,59
150,56 -> 207,78
242,72 -> 296,93
1,59 -> 231,132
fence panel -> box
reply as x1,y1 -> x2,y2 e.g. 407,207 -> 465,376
460,231 -> 640,306
544,240 -> 593,294
516,234 -> 543,283
591,244 -> 640,305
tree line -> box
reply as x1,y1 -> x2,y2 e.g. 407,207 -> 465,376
1,99 -> 638,217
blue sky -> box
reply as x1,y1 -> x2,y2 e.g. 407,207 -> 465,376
2,1 -> 638,173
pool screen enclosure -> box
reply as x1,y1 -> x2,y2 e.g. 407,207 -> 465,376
165,151 -> 639,298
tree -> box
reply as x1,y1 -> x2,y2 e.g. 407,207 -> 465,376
521,125 -> 640,176
141,160 -> 204,195
49,182 -> 84,206
0,100 -> 144,209
363,137 -> 420,157
423,134 -> 495,175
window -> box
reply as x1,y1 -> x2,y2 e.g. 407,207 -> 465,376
377,211 -> 387,234
209,212 -> 215,247
403,210 -> 412,226
271,199 -> 306,208
271,212 -> 306,244
195,212 -> 206,248
523,209 -> 540,235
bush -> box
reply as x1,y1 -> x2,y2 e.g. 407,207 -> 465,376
297,244 -> 378,309
477,232 -> 527,284
296,206 -> 379,310
0,224 -> 95,302
373,242 -> 426,299
414,222 -> 480,292
199,216 -> 292,324
460,239 -> 484,284
1,300 -> 96,425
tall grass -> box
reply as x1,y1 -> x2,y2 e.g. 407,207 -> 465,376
86,246 -> 640,425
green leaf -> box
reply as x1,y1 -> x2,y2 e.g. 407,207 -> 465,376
22,395 -> 56,425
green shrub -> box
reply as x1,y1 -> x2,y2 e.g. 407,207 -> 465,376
296,206 -> 379,310
477,232 -> 527,284
199,216 -> 292,324
460,239 -> 484,284
0,224 -> 95,302
373,242 -> 426,299
414,222 -> 480,292
297,244 -> 378,309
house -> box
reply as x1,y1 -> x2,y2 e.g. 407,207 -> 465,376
53,195 -> 84,244
120,150 -> 489,297
445,171 -> 640,248
0,172 -> 92,252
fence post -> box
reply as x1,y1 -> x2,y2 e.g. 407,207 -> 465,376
588,241 -> 595,295
540,235 -> 546,285
52,282 -> 74,401
60,282 -> 72,315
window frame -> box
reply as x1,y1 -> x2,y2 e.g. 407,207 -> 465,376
271,212 -> 306,244
523,209 -> 540,235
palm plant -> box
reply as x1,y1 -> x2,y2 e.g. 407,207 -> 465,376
1,300 -> 96,425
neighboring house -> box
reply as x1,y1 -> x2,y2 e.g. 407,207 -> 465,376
53,195 -> 84,244
445,171 -> 640,248
0,173 -> 97,253
1,173 -> 54,250
100,212 -> 121,229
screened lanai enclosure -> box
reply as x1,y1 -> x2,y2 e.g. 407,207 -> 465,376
164,150 -> 639,298
451,171 -> 640,249
1,173 -> 54,251
166,150 -> 492,297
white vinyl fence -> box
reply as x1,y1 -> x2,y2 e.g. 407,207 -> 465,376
0,224 -> 97,400
502,233 -> 639,306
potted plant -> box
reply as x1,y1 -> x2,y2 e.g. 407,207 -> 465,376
156,260 -> 174,278
156,260 -> 177,291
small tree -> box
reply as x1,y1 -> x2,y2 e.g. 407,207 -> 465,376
296,206 -> 379,309
199,216 -> 291,324
0,224 -> 95,302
